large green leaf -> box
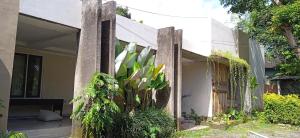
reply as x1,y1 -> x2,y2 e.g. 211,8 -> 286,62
135,94 -> 141,104
126,42 -> 136,53
115,49 -> 128,75
153,64 -> 165,80
115,39 -> 124,56
116,64 -> 127,78
128,68 -> 142,81
150,73 -> 169,90
125,52 -> 137,68
138,46 -> 151,66
133,62 -> 141,72
145,55 -> 155,68
138,78 -> 148,91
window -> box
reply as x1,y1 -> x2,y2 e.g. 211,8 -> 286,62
11,53 -> 42,98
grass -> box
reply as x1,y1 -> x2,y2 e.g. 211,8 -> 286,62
175,120 -> 300,138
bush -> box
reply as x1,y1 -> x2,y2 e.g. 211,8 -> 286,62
0,131 -> 28,138
71,73 -> 120,137
263,93 -> 300,125
112,108 -> 175,138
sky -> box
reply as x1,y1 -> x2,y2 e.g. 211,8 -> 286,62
110,0 -> 235,28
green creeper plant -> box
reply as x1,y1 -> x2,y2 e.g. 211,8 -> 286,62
115,42 -> 169,112
209,51 -> 250,111
71,73 -> 120,138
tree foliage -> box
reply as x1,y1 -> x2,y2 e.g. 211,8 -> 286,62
116,6 -> 131,19
220,0 -> 300,76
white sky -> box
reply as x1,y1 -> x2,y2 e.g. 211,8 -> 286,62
110,0 -> 235,28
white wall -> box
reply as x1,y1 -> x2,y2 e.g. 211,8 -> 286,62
211,19 -> 238,56
182,61 -> 213,117
20,0 -> 81,28
249,40 -> 265,109
116,15 -> 158,49
19,1 -> 239,58
238,31 -> 265,109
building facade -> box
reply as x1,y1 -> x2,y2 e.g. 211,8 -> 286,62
0,0 -> 264,133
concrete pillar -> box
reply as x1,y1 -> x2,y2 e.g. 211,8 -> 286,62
0,0 -> 19,131
101,1 -> 116,75
72,0 -> 102,137
156,27 -> 175,116
174,29 -> 183,129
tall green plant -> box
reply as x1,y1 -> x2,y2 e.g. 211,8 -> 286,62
71,73 -> 120,138
115,43 -> 169,112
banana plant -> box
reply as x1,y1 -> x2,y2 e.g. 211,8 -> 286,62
115,42 -> 169,112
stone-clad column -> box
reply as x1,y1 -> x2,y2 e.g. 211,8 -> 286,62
174,29 -> 183,129
0,0 -> 19,131
101,1 -> 116,75
72,0 -> 102,137
155,27 -> 175,116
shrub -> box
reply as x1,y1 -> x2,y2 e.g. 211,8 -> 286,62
112,108 -> 175,138
0,131 -> 28,138
71,73 -> 120,137
263,93 -> 300,125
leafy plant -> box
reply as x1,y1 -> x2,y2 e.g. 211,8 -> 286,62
71,73 -> 120,137
112,108 -> 175,138
0,131 -> 28,138
249,76 -> 259,90
263,93 -> 300,125
276,49 -> 300,76
115,42 -> 169,112
188,109 -> 202,125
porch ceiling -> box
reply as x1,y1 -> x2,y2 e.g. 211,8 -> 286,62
182,49 -> 208,63
16,15 -> 79,55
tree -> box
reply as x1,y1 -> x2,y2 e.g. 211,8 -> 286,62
220,0 -> 300,76
220,0 -> 300,51
116,6 -> 131,19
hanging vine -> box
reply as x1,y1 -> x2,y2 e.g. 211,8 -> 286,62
209,51 -> 250,111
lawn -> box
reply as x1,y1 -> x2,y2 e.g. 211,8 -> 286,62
175,120 -> 300,138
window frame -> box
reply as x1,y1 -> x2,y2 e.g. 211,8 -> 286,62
10,53 -> 43,99
10,53 -> 28,98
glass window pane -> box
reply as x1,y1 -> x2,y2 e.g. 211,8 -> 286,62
11,54 -> 27,97
26,55 -> 42,97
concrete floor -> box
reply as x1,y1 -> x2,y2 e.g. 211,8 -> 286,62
8,117 -> 71,138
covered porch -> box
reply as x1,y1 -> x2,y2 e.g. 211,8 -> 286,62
7,14 -> 79,137
181,50 -> 213,118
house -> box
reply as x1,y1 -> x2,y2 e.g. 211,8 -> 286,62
0,0 -> 264,135
265,60 -> 300,95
